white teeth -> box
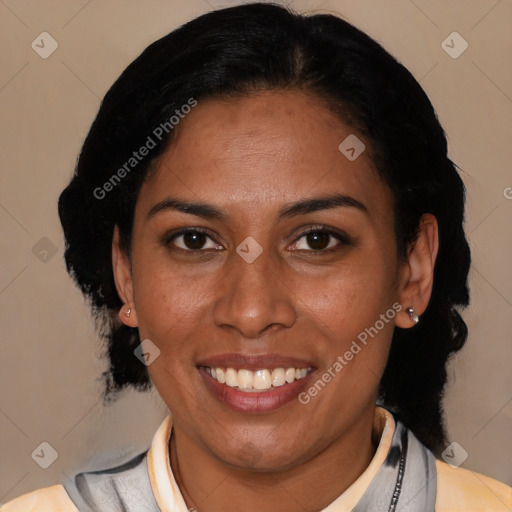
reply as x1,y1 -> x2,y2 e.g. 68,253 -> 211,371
285,368 -> 295,383
216,367 -> 226,384
237,369 -> 252,390
253,369 -> 271,390
205,366 -> 312,392
225,368 -> 238,387
271,368 -> 286,387
296,368 -> 308,379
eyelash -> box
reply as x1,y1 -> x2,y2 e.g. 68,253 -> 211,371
163,225 -> 352,254
293,225 -> 352,254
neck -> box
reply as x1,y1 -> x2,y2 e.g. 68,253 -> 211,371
169,405 -> 378,512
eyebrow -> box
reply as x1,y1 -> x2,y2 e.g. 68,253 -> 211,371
146,193 -> 368,222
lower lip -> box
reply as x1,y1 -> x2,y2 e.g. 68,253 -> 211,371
199,367 -> 315,413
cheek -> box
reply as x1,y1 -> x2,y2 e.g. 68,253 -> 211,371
131,265 -> 211,407
292,257 -> 397,382
131,254 -> 220,356
294,255 -> 398,330
130,231 -> 398,363
295,278 -> 396,418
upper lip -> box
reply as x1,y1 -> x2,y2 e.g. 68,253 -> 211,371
197,353 -> 315,371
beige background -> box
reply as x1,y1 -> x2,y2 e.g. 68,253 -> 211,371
1,0 -> 511,503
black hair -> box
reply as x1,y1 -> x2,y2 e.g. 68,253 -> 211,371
58,2 -> 470,455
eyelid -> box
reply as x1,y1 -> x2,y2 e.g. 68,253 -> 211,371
289,225 -> 353,252
163,227 -> 224,250
163,224 -> 352,252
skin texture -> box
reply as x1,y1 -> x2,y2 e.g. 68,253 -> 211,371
113,90 -> 438,512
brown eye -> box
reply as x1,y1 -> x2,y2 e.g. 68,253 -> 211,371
167,229 -> 220,251
292,226 -> 352,253
182,231 -> 207,249
305,231 -> 331,250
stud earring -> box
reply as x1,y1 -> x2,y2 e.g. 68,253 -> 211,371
406,306 -> 419,325
125,307 -> 131,318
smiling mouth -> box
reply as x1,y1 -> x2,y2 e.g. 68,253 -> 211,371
200,366 -> 313,392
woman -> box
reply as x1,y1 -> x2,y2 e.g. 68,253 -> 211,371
2,3 -> 510,511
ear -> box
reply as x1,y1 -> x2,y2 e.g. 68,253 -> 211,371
112,225 -> 138,327
395,214 -> 439,328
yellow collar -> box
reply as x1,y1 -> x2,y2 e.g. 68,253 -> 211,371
146,406 -> 395,512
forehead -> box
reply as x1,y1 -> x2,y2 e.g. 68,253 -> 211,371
137,90 -> 392,224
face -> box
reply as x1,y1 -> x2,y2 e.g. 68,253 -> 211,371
114,90 -> 416,471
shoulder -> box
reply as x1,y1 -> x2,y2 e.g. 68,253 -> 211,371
0,484 -> 78,512
435,459 -> 512,511
0,451 -> 156,512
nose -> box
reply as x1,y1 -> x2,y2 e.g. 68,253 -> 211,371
212,247 -> 297,339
